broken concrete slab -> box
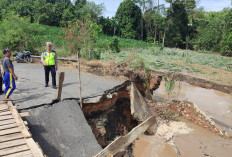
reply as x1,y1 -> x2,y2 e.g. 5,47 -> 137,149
24,100 -> 102,157
130,83 -> 157,135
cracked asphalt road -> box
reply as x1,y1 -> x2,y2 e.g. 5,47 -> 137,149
0,63 -> 122,109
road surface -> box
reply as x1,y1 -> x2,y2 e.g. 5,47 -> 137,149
0,63 -> 122,110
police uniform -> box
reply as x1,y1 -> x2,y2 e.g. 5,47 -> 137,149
41,50 -> 57,88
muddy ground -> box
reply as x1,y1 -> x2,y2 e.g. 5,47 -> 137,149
135,120 -> 232,157
28,59 -> 232,156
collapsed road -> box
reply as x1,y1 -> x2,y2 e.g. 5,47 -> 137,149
0,63 -> 159,156
1,63 -> 232,157
6,63 -> 122,110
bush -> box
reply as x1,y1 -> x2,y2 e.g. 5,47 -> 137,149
0,13 -> 40,53
221,31 -> 232,57
110,37 -> 120,53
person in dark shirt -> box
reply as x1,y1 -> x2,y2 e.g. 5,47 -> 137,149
0,60 -> 3,95
2,48 -> 18,101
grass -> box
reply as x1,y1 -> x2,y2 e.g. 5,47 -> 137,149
1,22 -> 231,85
101,47 -> 232,85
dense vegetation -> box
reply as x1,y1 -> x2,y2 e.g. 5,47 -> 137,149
0,0 -> 231,57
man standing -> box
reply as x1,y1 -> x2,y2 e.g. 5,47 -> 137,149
2,48 -> 18,101
41,42 -> 58,89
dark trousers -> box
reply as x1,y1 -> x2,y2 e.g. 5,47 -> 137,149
44,65 -> 56,87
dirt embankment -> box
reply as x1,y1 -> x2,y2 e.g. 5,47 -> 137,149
169,100 -> 228,137
59,59 -> 232,95
33,57 -> 232,94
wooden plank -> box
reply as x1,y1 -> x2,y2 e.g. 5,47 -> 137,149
0,109 -> 10,113
0,103 -> 8,106
0,144 -> 29,156
7,101 -> 14,107
0,119 -> 15,126
0,123 -> 17,131
0,133 -> 24,143
95,115 -> 157,157
3,150 -> 32,157
57,72 -> 65,101
0,111 -> 11,116
25,138 -> 44,157
0,115 -> 14,121
19,112 -> 29,118
0,127 -> 21,136
0,105 -> 8,111
0,139 -> 26,149
24,121 -> 28,126
10,106 -> 31,138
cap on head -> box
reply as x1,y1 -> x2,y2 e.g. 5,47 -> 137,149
3,48 -> 11,54
46,42 -> 53,47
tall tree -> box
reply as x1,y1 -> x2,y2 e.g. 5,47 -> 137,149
133,0 -> 153,40
165,0 -> 188,48
221,9 -> 232,56
78,1 -> 105,21
115,0 -> 142,39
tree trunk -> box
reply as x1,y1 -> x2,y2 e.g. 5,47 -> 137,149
114,27 -> 116,36
141,18 -> 144,40
154,25 -> 157,43
162,27 -> 166,47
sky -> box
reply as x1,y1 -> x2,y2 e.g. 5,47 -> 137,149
91,0 -> 232,17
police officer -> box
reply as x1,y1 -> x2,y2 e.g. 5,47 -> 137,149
41,42 -> 58,89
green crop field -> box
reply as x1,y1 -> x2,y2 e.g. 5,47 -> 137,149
100,47 -> 232,86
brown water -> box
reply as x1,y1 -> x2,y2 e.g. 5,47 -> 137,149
134,81 -> 232,157
154,81 -> 232,129
134,134 -> 177,157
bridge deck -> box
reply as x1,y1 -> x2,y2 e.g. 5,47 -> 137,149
0,101 -> 44,157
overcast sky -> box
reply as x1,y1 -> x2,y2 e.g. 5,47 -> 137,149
91,0 -> 232,17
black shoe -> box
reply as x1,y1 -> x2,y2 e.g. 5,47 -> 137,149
45,84 -> 48,87
52,86 -> 57,89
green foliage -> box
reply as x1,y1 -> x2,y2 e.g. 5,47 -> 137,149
62,16 -> 102,59
150,42 -> 164,55
163,76 -> 175,95
115,0 -> 142,39
96,35 -> 153,50
221,9 -> 232,56
130,54 -> 145,69
0,13 -> 41,52
110,37 -> 121,53
194,11 -> 225,52
91,50 -> 102,60
0,0 -> 103,27
144,9 -> 166,43
166,1 -> 188,48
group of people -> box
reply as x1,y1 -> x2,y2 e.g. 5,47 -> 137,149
1,42 -> 58,101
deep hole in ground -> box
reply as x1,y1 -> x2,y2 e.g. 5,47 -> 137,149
22,80 -> 157,157
21,76 -> 230,157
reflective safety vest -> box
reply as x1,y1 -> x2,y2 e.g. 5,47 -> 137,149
43,51 -> 56,66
